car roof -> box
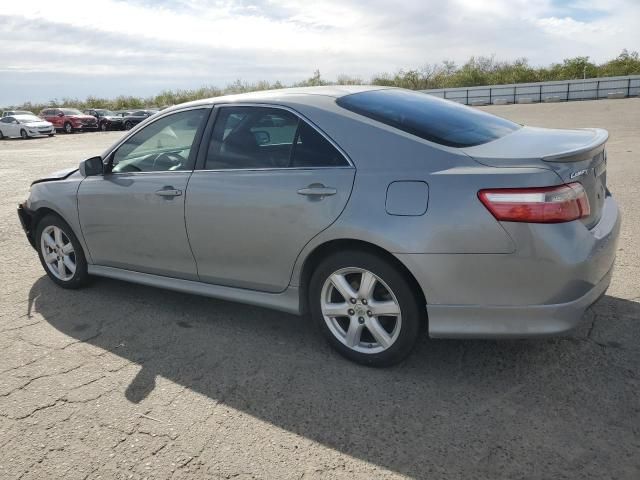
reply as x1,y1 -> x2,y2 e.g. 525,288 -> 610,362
162,85 -> 391,113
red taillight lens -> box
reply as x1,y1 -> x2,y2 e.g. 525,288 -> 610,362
478,183 -> 590,223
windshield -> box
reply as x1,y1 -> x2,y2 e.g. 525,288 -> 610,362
336,89 -> 520,148
15,115 -> 42,123
97,110 -> 116,116
61,108 -> 83,115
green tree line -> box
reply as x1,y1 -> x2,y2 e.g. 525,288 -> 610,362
6,50 -> 639,111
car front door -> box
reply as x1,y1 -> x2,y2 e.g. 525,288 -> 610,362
77,107 -> 209,279
48,109 -> 62,129
185,105 -> 356,293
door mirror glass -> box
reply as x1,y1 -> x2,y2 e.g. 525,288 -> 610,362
80,156 -> 104,177
57,112 -> 64,117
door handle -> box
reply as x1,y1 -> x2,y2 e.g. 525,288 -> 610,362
297,185 -> 337,198
155,188 -> 182,197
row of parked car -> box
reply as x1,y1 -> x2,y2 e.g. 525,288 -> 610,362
0,108 -> 159,139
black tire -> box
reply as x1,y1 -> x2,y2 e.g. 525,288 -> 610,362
64,122 -> 73,134
309,250 -> 423,367
100,121 -> 108,131
0,130 -> 4,140
35,214 -> 90,289
124,121 -> 132,130
48,134 -> 55,137
20,129 -> 28,139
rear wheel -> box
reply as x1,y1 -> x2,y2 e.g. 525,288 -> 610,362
36,214 -> 90,289
124,121 -> 132,130
64,122 -> 73,134
20,129 -> 28,139
309,250 -> 423,367
0,129 -> 4,140
100,121 -> 108,131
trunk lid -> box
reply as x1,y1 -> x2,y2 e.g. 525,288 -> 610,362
462,126 -> 608,229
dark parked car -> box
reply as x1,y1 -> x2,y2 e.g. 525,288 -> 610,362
122,110 -> 158,130
83,109 -> 124,131
40,108 -> 98,133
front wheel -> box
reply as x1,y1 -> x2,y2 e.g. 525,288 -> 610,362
20,129 -> 28,139
124,121 -> 132,130
64,122 -> 73,134
36,214 -> 90,289
309,250 -> 423,367
100,121 -> 108,131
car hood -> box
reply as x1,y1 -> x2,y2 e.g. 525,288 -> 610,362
31,166 -> 79,185
103,116 -> 122,121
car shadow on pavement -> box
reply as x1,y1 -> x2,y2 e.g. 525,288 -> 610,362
28,275 -> 640,478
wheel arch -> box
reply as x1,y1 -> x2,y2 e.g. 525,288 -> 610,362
28,206 -> 89,261
298,238 -> 427,317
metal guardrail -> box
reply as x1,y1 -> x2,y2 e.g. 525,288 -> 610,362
421,75 -> 640,105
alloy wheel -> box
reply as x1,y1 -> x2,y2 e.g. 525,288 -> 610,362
320,267 -> 402,354
40,225 -> 76,281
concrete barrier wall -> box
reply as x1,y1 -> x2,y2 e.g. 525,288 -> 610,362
421,75 -> 640,105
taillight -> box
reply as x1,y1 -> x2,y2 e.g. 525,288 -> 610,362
478,183 -> 590,223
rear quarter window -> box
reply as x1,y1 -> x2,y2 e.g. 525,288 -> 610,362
336,89 -> 520,148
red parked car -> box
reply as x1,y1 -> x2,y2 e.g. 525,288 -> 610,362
39,108 -> 98,133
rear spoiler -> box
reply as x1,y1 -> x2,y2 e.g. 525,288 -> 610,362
542,128 -> 608,162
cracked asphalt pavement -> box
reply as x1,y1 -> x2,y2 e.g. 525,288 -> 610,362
1,100 -> 639,479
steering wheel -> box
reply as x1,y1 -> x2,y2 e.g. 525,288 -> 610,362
153,151 -> 185,170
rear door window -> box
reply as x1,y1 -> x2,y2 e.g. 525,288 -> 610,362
205,106 -> 349,170
336,89 -> 520,148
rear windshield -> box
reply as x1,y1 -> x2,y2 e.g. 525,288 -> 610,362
336,89 -> 520,148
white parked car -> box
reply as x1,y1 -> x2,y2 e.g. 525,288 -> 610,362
1,110 -> 34,117
0,115 -> 55,139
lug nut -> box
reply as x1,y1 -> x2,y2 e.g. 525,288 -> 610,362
362,299 -> 368,305
367,310 -> 372,317
350,298 -> 357,304
358,317 -> 365,324
348,309 -> 355,316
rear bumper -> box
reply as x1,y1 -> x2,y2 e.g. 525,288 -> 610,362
426,265 -> 612,338
396,195 -> 621,338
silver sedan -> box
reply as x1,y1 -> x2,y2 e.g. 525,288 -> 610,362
18,86 -> 620,366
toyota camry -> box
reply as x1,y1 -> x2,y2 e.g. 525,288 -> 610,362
17,86 -> 620,366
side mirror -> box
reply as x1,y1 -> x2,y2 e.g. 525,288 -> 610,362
79,156 -> 104,177
57,112 -> 64,117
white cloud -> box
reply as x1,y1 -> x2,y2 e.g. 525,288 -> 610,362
0,0 -> 638,104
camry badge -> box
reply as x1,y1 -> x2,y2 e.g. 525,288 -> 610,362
570,169 -> 589,179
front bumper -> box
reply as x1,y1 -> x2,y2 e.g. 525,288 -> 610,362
17,203 -> 35,248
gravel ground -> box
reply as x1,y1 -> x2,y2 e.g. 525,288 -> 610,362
1,100 -> 639,480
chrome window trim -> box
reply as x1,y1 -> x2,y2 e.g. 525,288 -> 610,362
193,166 -> 354,173
202,102 -> 355,170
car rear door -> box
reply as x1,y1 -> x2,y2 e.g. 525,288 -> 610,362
77,107 -> 209,279
185,105 -> 355,293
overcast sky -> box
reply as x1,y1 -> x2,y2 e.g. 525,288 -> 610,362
1,0 -> 638,105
